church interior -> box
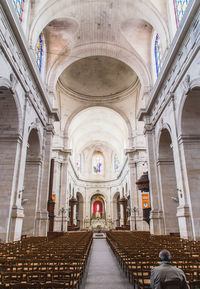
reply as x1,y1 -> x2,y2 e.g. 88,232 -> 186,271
0,0 -> 200,288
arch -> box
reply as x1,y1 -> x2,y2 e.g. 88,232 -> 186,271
26,128 -> 41,158
179,87 -> 200,239
0,84 -> 21,242
29,0 -> 169,64
0,77 -> 23,135
89,192 -> 107,203
158,128 -> 179,235
156,123 -> 172,159
91,194 -> 105,220
48,43 -> 151,97
113,192 -> 120,228
178,84 -> 200,137
22,128 -> 41,236
64,105 -> 133,147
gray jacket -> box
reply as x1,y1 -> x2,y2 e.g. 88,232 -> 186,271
150,261 -> 190,289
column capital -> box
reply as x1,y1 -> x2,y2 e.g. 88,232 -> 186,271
144,123 -> 154,134
125,148 -> 136,156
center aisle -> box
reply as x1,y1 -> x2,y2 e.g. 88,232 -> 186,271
82,238 -> 133,289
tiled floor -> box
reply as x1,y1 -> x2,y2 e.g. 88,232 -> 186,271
81,239 -> 134,289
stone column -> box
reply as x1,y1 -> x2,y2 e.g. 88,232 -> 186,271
84,191 -> 91,229
119,197 -> 127,227
35,124 -> 54,236
170,96 -> 193,239
144,124 -> 164,235
22,157 -> 42,236
50,159 -> 61,232
178,136 -> 199,239
0,134 -> 23,242
55,150 -> 71,232
60,151 -> 70,231
125,149 -> 142,231
10,96 -> 31,241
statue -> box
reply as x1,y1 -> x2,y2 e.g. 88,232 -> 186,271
95,204 -> 101,218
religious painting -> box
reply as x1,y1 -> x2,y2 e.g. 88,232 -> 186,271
93,200 -> 103,218
76,154 -> 82,172
141,192 -> 150,209
114,153 -> 120,173
92,152 -> 104,175
154,33 -> 162,77
36,34 -> 43,72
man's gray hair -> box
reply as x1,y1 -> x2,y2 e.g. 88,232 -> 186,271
159,249 -> 171,261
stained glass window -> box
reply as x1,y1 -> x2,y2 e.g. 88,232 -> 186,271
154,33 -> 162,77
76,154 -> 82,173
114,154 -> 120,173
173,0 -> 190,27
92,153 -> 103,175
36,34 -> 43,72
12,0 -> 25,22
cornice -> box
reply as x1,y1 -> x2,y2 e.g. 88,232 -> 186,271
57,77 -> 140,103
138,0 -> 200,122
0,1 -> 56,119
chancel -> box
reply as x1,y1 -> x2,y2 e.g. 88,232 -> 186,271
0,0 -> 200,288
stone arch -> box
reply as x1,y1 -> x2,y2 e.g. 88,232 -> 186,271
48,43 -> 151,96
0,77 -> 23,135
0,84 -> 21,242
90,194 -> 106,225
179,86 -> 200,239
64,104 -> 133,148
158,128 -> 179,235
113,192 -> 120,228
177,81 -> 200,136
29,0 -> 169,68
22,128 -> 42,236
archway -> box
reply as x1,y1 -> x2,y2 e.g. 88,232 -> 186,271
181,89 -> 200,239
90,194 -> 106,230
158,129 -> 179,235
22,128 -> 41,236
0,88 -> 19,241
113,192 -> 121,228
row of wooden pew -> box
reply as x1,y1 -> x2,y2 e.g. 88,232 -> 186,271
107,231 -> 200,289
0,232 -> 93,288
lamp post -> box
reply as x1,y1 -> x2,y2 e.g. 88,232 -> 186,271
132,207 -> 138,231
59,207 -> 67,232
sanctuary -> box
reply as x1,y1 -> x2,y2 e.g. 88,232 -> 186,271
0,0 -> 199,242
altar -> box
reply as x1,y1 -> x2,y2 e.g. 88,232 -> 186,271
91,218 -> 107,230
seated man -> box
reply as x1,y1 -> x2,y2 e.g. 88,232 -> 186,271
150,249 -> 189,289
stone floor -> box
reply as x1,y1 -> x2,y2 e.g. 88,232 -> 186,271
81,239 -> 134,289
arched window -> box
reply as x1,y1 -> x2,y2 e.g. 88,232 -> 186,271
92,152 -> 104,175
76,154 -> 82,173
154,33 -> 162,77
114,153 -> 120,173
35,34 -> 43,72
173,0 -> 190,27
12,0 -> 25,22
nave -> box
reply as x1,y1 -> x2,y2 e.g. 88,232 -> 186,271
0,232 -> 200,288
81,238 -> 133,289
